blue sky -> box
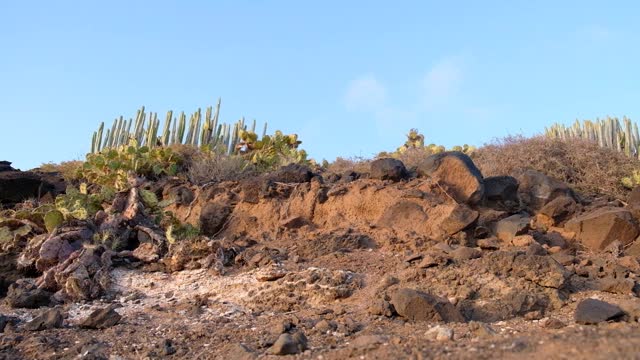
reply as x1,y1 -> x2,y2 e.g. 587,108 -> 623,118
2,1 -> 640,169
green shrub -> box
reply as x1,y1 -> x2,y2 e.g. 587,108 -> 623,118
77,141 -> 183,191
238,130 -> 309,171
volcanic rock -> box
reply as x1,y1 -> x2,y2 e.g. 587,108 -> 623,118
565,207 -> 639,250
0,161 -> 15,172
416,151 -> 484,205
24,308 -> 63,331
513,169 -> 574,211
0,170 -> 63,205
483,175 -> 519,208
538,195 -> 577,225
390,288 -> 464,323
370,158 -> 408,182
269,163 -> 314,183
494,214 -> 531,243
5,279 -> 52,309
79,305 -> 122,329
268,332 -> 308,355
574,299 -> 626,324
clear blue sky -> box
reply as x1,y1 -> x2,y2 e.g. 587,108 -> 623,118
2,1 -> 640,169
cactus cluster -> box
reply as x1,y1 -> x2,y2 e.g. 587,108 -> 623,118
91,99 -> 268,155
388,129 -> 475,157
0,218 -> 33,251
80,142 -> 182,191
545,117 -> 640,158
236,130 -> 308,170
622,170 -> 640,189
53,184 -> 105,221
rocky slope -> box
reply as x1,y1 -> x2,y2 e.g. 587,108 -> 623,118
1,153 -> 640,359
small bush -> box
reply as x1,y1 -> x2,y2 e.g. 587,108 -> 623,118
37,161 -> 83,181
473,135 -> 640,200
375,129 -> 475,170
386,147 -> 437,170
187,152 -> 256,185
325,156 -> 371,174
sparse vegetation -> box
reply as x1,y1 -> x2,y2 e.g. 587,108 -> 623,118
186,152 -> 255,185
77,142 -> 183,191
545,116 -> 640,159
473,135 -> 640,199
90,99 -> 268,155
37,160 -> 83,181
325,156 -> 371,174
377,129 -> 476,170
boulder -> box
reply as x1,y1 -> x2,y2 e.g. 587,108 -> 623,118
32,171 -> 67,195
418,250 -> 451,268
450,246 -> 482,262
483,176 -> 519,208
24,308 -> 63,331
513,169 -> 575,211
35,227 -> 94,272
370,158 -> 408,182
574,299 -> 626,324
270,163 -> 314,183
268,332 -> 308,355
512,234 -> 535,247
431,204 -> 479,237
565,207 -> 639,251
0,161 -> 16,172
538,195 -> 577,225
595,277 -> 636,295
425,325 -> 454,342
542,318 -> 567,329
5,279 -> 52,309
79,305 -> 122,329
0,170 -> 64,205
390,288 -> 464,323
37,245 -> 113,302
416,151 -> 484,205
132,243 -> 162,263
494,214 -> 531,243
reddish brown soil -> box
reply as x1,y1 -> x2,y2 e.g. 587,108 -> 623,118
2,177 -> 640,359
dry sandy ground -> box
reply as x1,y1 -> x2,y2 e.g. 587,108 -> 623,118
2,248 -> 640,360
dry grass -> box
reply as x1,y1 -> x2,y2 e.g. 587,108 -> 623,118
391,147 -> 440,170
36,160 -> 83,181
473,135 -> 640,199
325,156 -> 372,174
186,152 -> 256,185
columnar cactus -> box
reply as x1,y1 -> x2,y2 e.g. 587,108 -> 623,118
90,99 -> 268,155
545,116 -> 640,159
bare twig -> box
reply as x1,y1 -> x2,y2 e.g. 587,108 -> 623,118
435,181 -> 458,204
